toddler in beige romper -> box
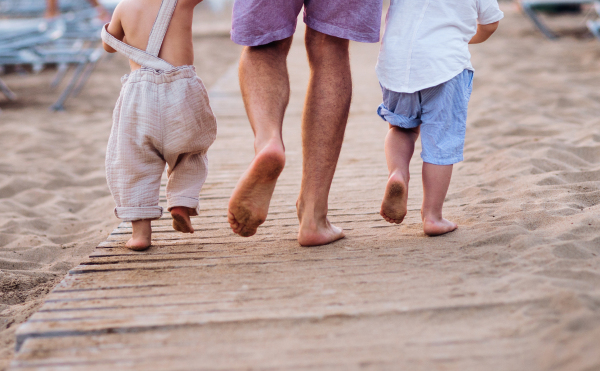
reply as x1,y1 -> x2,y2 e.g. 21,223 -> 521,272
101,0 -> 216,250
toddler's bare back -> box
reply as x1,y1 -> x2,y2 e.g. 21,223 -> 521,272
103,0 -> 202,71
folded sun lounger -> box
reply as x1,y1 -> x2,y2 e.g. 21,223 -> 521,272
0,0 -> 120,18
0,1 -> 121,111
0,77 -> 17,112
0,18 -> 65,110
519,0 -> 599,39
586,2 -> 600,40
589,19 -> 600,37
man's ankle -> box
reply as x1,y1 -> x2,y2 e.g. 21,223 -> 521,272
297,200 -> 328,224
254,136 -> 285,154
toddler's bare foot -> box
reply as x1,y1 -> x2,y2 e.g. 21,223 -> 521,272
380,172 -> 408,224
423,217 -> 457,236
228,141 -> 285,237
171,207 -> 194,234
126,219 -> 152,251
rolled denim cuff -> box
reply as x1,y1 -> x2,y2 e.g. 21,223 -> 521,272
421,154 -> 464,166
377,104 -> 421,129
114,206 -> 163,222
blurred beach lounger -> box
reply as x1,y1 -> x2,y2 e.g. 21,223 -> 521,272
0,0 -> 119,18
586,2 -> 600,39
588,19 -> 600,38
0,18 -> 65,111
519,0 -> 598,38
0,77 -> 16,111
0,0 -> 120,111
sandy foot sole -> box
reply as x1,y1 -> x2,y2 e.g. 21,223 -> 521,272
228,144 -> 285,237
380,175 -> 408,224
171,207 -> 195,234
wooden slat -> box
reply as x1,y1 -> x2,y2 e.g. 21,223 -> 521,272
13,309 -> 538,371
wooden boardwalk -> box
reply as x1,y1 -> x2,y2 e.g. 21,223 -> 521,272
8,33 -> 600,370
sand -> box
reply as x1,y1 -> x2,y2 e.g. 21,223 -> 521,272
0,6 -> 241,370
2,2 -> 600,370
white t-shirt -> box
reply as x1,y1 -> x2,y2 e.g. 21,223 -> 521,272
376,0 -> 504,93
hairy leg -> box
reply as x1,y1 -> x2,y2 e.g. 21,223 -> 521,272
228,38 -> 292,237
381,125 -> 419,224
126,219 -> 152,250
421,163 -> 457,236
170,207 -> 195,234
296,28 -> 351,247
45,0 -> 58,18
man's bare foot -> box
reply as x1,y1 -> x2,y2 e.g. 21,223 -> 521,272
126,219 -> 152,251
380,172 -> 408,224
228,142 -> 285,237
423,217 -> 457,236
297,218 -> 345,247
297,201 -> 345,247
171,207 -> 194,234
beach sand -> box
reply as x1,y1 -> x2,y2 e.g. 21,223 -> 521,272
0,8 -> 241,369
2,2 -> 600,370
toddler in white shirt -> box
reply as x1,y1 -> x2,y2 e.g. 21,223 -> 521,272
376,0 -> 503,235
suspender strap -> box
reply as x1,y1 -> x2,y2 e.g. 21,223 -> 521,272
101,24 -> 174,71
146,0 -> 179,57
100,0 -> 179,71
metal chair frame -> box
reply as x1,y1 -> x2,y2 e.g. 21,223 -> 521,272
0,2 -> 119,111
586,2 -> 600,39
519,0 -> 599,39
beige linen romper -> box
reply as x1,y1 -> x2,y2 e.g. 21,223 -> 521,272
101,0 -> 216,222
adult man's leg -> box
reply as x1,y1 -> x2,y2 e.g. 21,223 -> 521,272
228,38 -> 292,237
296,27 -> 351,246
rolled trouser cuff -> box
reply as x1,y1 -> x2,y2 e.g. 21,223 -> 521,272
167,196 -> 200,217
114,206 -> 163,222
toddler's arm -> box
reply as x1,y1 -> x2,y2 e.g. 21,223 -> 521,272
102,5 -> 124,53
469,21 -> 499,44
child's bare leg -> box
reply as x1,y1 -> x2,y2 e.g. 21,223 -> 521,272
170,206 -> 195,234
421,163 -> 457,236
126,219 -> 152,250
381,125 -> 419,224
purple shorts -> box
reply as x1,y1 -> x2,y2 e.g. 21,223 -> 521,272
231,0 -> 383,46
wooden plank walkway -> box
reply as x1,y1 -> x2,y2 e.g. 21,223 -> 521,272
7,31 -> 600,370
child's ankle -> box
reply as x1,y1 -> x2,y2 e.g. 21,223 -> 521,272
421,210 -> 442,223
131,219 -> 152,233
422,213 -> 457,236
170,206 -> 191,215
389,170 -> 408,183
127,219 -> 152,250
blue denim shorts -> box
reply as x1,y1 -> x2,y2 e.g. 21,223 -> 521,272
377,70 -> 474,166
